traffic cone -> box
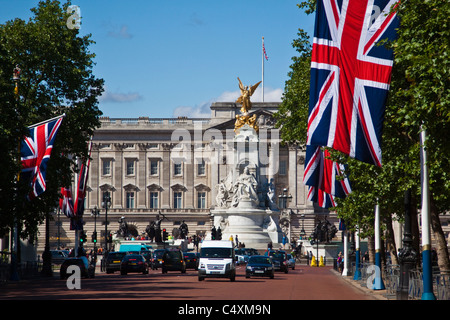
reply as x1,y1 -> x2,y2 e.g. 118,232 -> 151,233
319,256 -> 325,267
311,255 -> 317,267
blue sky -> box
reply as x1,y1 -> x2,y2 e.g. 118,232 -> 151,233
1,1 -> 315,118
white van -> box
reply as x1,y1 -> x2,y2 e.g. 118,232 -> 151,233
198,240 -> 236,281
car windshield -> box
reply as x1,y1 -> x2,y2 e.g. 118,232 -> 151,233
108,252 -> 126,259
123,255 -> 142,261
154,250 -> 165,258
269,252 -> 285,259
165,251 -> 180,259
249,256 -> 271,264
200,248 -> 233,258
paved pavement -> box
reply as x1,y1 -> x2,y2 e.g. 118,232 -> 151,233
329,268 -> 388,300
0,265 -> 385,301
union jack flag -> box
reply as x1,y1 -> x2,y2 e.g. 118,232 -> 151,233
308,186 -> 337,209
59,187 -> 74,217
73,140 -> 92,216
304,145 -> 352,208
307,0 -> 399,167
263,40 -> 269,61
20,116 -> 64,200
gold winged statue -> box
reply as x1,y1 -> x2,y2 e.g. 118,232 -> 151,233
234,77 -> 261,133
236,77 -> 261,114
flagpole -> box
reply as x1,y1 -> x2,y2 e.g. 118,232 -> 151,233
262,36 -> 265,102
353,224 -> 362,280
420,126 -> 436,300
27,113 -> 66,129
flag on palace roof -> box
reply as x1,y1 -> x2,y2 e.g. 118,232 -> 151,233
306,0 -> 399,167
263,39 -> 269,61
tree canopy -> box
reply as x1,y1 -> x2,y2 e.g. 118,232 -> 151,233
0,0 -> 104,238
275,0 -> 449,270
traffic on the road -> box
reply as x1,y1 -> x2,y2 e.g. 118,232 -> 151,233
1,243 -> 378,302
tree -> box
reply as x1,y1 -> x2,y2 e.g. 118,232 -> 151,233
0,0 -> 104,239
388,0 -> 450,272
274,29 -> 311,145
275,0 -> 450,271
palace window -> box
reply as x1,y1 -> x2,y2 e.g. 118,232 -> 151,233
197,192 -> 206,209
150,160 -> 158,175
126,192 -> 135,208
279,160 -> 287,175
102,159 -> 111,176
150,192 -> 159,208
173,192 -> 182,208
197,159 -> 206,176
174,163 -> 182,176
126,159 -> 135,176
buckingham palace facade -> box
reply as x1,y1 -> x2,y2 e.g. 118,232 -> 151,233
37,102 -> 336,252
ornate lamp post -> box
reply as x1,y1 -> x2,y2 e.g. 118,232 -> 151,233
300,213 -> 306,239
91,206 -> 100,263
102,194 -> 111,252
278,188 -> 292,209
9,65 -> 22,281
100,194 -> 111,272
397,189 -> 418,299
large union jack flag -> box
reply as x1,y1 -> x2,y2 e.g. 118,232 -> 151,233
307,0 -> 399,167
20,116 -> 64,200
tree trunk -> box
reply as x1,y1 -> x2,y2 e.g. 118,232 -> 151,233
385,215 -> 398,265
430,197 -> 450,273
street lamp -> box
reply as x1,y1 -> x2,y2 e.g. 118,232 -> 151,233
9,65 -> 22,281
300,213 -> 306,239
278,188 -> 292,209
91,206 -> 100,263
102,194 -> 111,252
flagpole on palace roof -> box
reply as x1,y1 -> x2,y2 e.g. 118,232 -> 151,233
262,36 -> 265,102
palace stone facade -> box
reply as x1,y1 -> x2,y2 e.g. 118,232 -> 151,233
37,102 -> 338,253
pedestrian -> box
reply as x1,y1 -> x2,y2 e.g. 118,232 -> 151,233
363,251 -> 369,262
308,251 -> 313,266
337,251 -> 344,273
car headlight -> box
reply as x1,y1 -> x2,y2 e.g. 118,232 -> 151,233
246,266 -> 253,270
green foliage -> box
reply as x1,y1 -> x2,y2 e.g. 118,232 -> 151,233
0,0 -> 104,238
275,0 -> 450,235
274,29 -> 311,145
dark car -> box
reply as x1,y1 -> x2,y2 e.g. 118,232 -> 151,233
120,254 -> 149,275
152,249 -> 166,270
183,252 -> 198,270
265,250 -> 289,273
60,256 -> 95,279
162,249 -> 186,273
245,255 -> 274,279
105,251 -> 127,274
